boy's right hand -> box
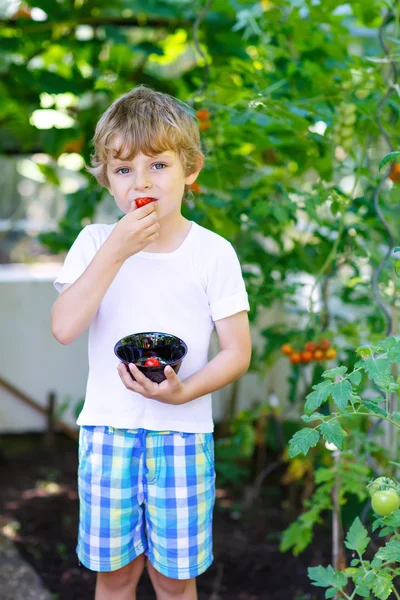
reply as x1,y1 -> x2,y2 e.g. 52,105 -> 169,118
108,202 -> 159,262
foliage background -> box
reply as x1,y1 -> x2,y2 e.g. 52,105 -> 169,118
2,0 -> 400,594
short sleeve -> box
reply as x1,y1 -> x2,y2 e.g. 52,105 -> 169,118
53,226 -> 98,293
206,241 -> 250,322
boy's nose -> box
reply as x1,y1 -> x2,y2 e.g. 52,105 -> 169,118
133,170 -> 151,191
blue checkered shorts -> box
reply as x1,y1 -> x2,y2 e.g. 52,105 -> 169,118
77,426 -> 215,579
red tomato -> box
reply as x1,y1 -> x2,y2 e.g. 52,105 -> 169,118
300,351 -> 313,364
136,197 -> 155,208
144,358 -> 161,367
318,338 -> 331,350
290,352 -> 301,365
389,163 -> 400,183
196,108 -> 210,121
305,341 -> 317,352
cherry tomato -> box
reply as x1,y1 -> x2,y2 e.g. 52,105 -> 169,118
305,341 -> 317,352
144,358 -> 161,367
196,108 -> 210,121
325,348 -> 337,360
136,197 -> 155,208
368,477 -> 397,498
300,351 -> 313,364
199,120 -> 211,131
313,349 -> 325,361
290,352 -> 301,365
281,344 -> 293,356
190,182 -> 201,193
389,163 -> 400,183
371,489 -> 400,516
318,339 -> 331,350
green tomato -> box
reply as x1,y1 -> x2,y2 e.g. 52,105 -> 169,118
355,88 -> 370,100
371,489 -> 400,516
342,114 -> 356,127
368,476 -> 396,497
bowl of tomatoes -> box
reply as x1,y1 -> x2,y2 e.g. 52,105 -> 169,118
114,331 -> 188,384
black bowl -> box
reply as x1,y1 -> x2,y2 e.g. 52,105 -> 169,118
114,332 -> 188,384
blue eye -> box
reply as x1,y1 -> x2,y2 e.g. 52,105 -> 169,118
152,163 -> 166,170
116,167 -> 130,174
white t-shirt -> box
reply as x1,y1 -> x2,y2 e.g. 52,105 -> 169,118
54,221 -> 250,433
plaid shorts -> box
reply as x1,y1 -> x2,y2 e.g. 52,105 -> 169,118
77,426 -> 215,579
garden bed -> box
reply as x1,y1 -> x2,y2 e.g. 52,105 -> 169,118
0,433 -> 328,599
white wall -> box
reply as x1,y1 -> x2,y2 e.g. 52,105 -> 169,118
0,264 -> 290,433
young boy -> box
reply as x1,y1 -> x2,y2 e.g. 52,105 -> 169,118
52,86 -> 251,600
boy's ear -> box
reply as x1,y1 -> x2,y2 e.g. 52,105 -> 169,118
185,155 -> 204,186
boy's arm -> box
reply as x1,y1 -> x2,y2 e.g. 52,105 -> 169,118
52,203 -> 159,345
119,310 -> 251,403
180,310 -> 251,402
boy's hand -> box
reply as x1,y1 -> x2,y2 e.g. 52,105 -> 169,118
108,202 -> 159,262
117,362 -> 188,405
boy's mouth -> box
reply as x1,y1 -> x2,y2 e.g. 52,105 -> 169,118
134,197 -> 158,208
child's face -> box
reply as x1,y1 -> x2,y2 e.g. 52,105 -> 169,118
106,146 -> 200,220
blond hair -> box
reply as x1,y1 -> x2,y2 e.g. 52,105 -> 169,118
87,86 -> 204,188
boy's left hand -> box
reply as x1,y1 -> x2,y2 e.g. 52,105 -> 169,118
117,363 -> 188,405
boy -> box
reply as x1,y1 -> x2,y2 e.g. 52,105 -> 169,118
52,86 -> 251,600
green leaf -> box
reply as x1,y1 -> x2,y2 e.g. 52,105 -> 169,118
349,371 -> 362,386
371,571 -> 393,600
308,565 -> 347,589
387,342 -> 400,362
364,358 -> 392,389
320,421 -> 347,451
381,509 -> 400,527
288,428 -> 320,458
356,345 -> 373,359
354,584 -> 372,597
331,379 -> 352,411
362,401 -> 387,418
301,412 -> 326,423
344,518 -> 370,555
325,589 -> 337,599
304,381 -> 334,414
379,151 -> 400,171
322,366 -> 347,379
371,557 -> 383,569
376,540 -> 400,562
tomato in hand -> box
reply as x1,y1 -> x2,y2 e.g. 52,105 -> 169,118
144,358 -> 161,367
136,197 -> 155,208
371,489 -> 400,516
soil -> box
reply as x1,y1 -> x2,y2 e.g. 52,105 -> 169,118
0,433 -> 329,600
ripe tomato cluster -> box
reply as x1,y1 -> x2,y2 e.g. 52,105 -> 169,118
281,339 -> 337,365
196,108 -> 211,131
368,477 -> 400,517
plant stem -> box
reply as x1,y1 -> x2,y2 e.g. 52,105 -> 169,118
392,585 -> 400,600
